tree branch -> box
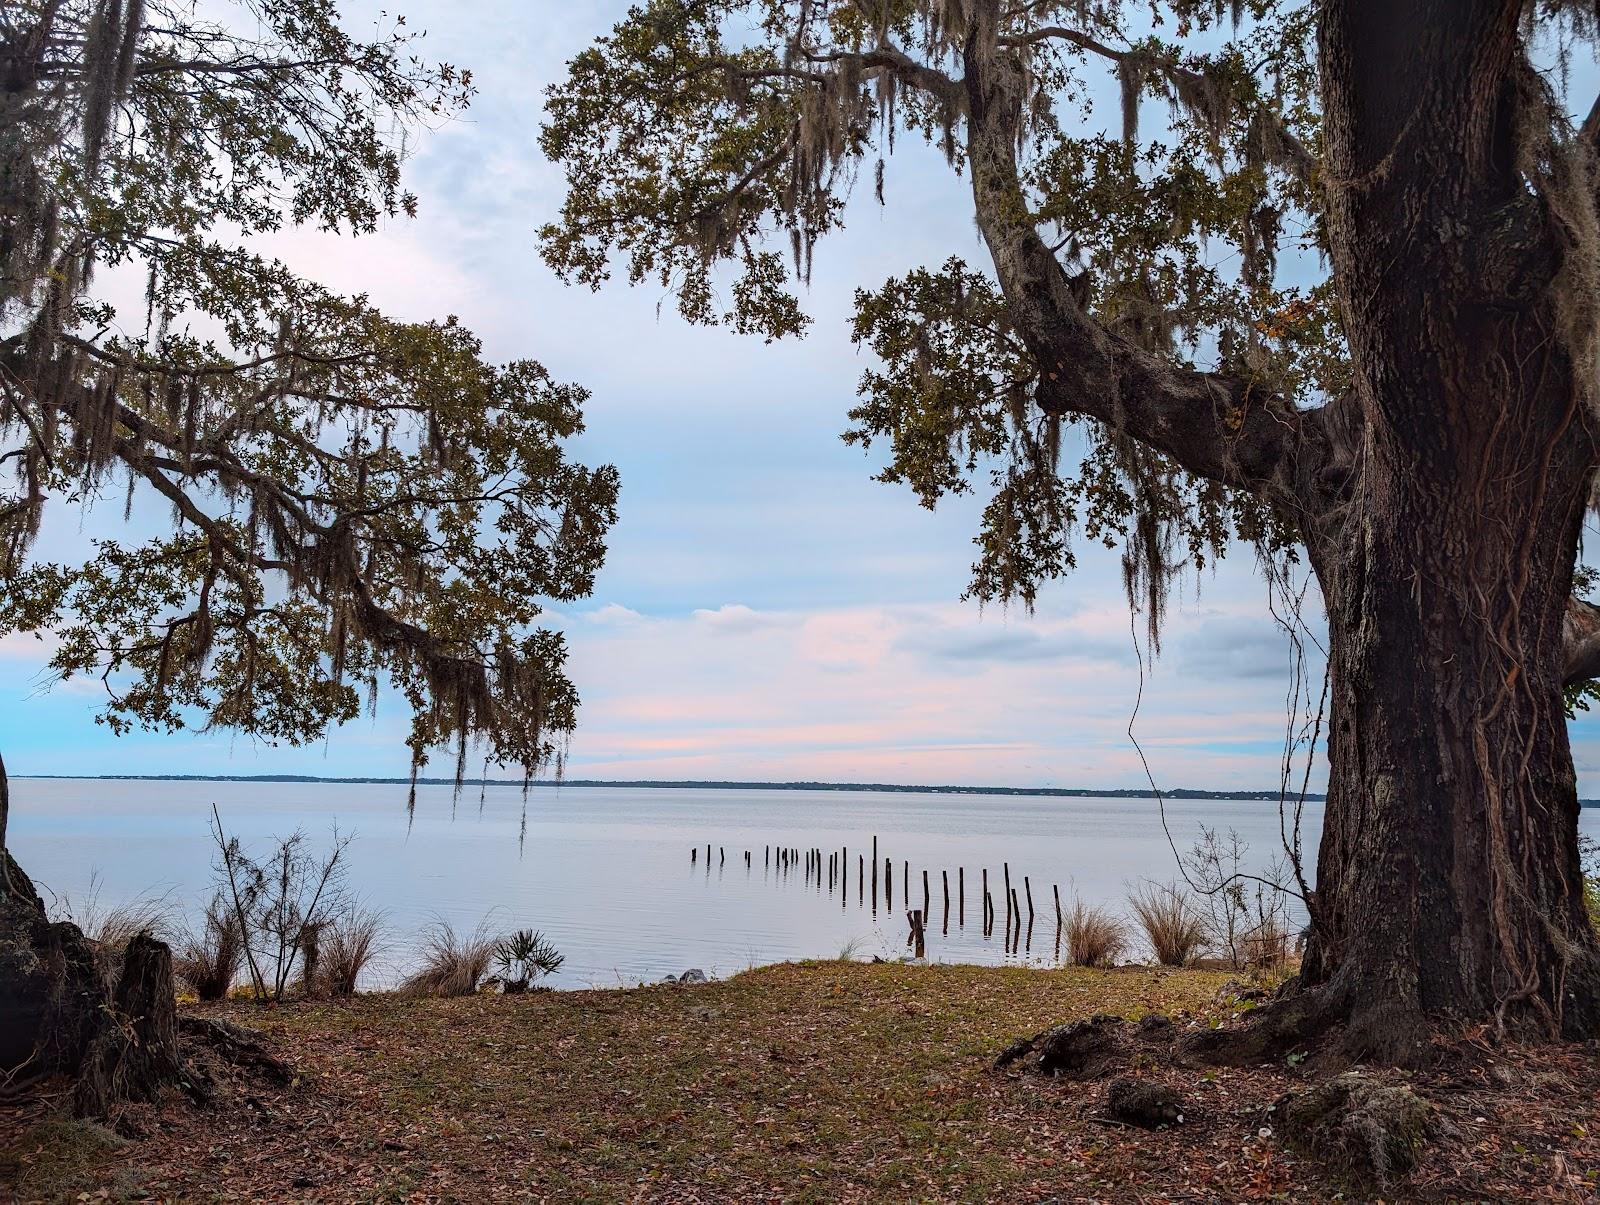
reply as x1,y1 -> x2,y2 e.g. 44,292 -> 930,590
961,37 -> 1320,510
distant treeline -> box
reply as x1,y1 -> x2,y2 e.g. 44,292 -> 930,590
24,773 -> 1600,807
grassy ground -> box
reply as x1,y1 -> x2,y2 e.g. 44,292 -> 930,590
5,961 -> 1598,1201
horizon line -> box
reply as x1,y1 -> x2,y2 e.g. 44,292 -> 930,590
6,772 -> 1319,802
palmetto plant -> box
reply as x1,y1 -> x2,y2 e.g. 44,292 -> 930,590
494,928 -> 565,993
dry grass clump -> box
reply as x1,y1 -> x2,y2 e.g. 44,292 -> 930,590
397,919 -> 496,999
1128,882 -> 1209,966
1063,899 -> 1128,968
318,908 -> 385,997
58,878 -> 176,984
174,893 -> 244,1002
88,898 -> 174,951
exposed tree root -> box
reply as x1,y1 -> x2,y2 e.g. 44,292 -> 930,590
177,1016 -> 294,1101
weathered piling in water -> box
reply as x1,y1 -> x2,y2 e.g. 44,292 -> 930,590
691,847 -> 697,863
922,869 -> 930,921
1024,876 -> 1035,926
1002,862 -> 1012,936
942,870 -> 950,934
871,838 -> 879,910
958,867 -> 965,927
859,854 -> 865,905
886,858 -> 893,909
907,909 -> 926,959
1010,889 -> 1022,951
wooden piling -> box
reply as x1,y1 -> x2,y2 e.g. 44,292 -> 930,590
959,867 -> 965,927
907,909 -> 926,959
922,869 -> 930,921
1024,876 -> 1035,926
886,858 -> 893,909
691,847 -> 697,863
981,869 -> 989,934
941,870 -> 950,934
859,854 -> 865,905
871,849 -> 878,910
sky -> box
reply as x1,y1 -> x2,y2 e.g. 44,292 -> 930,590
6,1 -> 1600,791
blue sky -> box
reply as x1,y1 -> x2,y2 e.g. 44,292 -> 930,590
6,1 -> 1600,791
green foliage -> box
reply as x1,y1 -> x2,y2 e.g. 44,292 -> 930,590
494,927 -> 565,990
541,0 -> 1328,614
0,1 -> 617,783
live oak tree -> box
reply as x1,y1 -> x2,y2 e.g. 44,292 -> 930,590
545,0 -> 1600,1061
0,0 -> 616,1110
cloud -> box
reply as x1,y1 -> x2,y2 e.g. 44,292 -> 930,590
691,604 -> 786,633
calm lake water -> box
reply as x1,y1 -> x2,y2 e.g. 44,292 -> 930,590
11,779 -> 1600,989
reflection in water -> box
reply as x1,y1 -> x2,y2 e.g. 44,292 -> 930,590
15,778 -> 1599,989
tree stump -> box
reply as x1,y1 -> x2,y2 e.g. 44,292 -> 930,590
74,932 -> 183,1117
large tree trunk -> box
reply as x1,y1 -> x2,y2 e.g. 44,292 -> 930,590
1190,0 -> 1600,1063
1297,428 -> 1600,1060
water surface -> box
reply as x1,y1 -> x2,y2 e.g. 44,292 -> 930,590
11,779 -> 1597,988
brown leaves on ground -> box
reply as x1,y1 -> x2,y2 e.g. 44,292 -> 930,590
3,962 -> 1598,1201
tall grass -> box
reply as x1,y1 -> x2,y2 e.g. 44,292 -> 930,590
835,936 -> 866,962
1128,883 -> 1209,966
174,893 -> 243,1001
56,875 -> 176,983
397,919 -> 496,999
319,909 -> 384,997
1063,899 -> 1128,968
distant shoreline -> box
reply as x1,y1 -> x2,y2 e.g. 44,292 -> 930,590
16,774 -> 1600,807
20,772 -> 1322,800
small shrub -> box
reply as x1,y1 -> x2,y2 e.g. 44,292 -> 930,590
1241,916 -> 1292,970
494,928 -> 564,993
1128,883 -> 1209,966
1063,899 -> 1128,968
398,919 -> 496,998
318,908 -> 384,997
210,805 -> 353,1002
174,892 -> 244,1002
